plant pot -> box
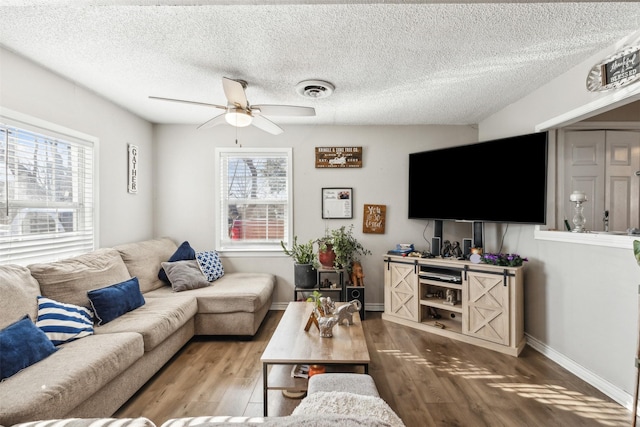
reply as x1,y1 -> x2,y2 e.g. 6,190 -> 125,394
318,244 -> 336,269
294,263 -> 317,289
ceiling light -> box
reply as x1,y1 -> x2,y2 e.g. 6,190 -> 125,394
225,108 -> 253,127
296,80 -> 334,99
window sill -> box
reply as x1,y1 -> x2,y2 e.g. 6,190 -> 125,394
534,227 -> 637,249
217,249 -> 288,258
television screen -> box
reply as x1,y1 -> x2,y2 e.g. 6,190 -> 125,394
408,131 -> 548,224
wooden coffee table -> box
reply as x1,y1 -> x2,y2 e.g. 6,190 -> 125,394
261,301 -> 370,416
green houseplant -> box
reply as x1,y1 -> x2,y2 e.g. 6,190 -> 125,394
281,236 -> 317,289
317,224 -> 371,274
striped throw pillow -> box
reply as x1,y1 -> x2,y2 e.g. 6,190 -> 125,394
36,296 -> 94,345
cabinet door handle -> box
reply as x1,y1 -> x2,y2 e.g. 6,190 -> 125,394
503,270 -> 508,286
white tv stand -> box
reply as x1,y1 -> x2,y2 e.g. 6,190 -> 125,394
383,254 -> 525,357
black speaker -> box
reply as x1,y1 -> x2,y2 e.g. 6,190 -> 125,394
463,238 -> 472,257
346,286 -> 365,320
472,221 -> 484,249
431,237 -> 441,257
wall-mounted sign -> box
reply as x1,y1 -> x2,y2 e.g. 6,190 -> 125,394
315,146 -> 362,168
587,43 -> 640,92
363,204 -> 386,234
128,144 -> 138,194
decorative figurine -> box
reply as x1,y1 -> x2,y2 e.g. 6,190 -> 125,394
441,240 -> 452,257
350,261 -> 365,287
451,241 -> 462,258
319,296 -> 335,316
444,289 -> 457,305
316,314 -> 339,338
335,299 -> 362,326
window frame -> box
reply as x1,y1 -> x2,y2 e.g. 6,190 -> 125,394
214,147 -> 292,254
0,107 -> 99,265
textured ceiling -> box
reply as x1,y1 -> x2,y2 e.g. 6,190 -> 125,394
1,1 -> 640,128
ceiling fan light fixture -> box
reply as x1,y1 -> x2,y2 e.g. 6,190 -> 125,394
225,107 -> 253,127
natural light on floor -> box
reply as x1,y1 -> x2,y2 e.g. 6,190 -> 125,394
377,349 -> 630,426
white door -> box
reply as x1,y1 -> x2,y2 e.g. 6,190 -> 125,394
564,130 -> 640,232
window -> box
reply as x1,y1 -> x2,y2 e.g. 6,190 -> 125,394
0,119 -> 95,265
215,147 -> 292,252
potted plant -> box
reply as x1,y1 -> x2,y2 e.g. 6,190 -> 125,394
317,224 -> 371,275
281,236 -> 317,289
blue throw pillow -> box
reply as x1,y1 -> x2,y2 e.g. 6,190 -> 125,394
87,277 -> 145,326
159,241 -> 196,284
0,315 -> 58,380
196,250 -> 225,282
36,296 -> 94,345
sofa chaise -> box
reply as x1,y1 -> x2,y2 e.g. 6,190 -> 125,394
0,237 -> 275,426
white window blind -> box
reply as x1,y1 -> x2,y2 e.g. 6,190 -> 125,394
216,148 -> 292,251
0,123 -> 95,265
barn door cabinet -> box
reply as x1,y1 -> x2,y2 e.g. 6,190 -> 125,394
383,255 -> 525,357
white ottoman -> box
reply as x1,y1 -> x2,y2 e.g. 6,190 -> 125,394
307,373 -> 379,397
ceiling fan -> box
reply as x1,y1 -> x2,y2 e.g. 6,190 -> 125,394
149,77 -> 315,135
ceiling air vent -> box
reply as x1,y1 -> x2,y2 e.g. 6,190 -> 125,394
295,80 -> 334,99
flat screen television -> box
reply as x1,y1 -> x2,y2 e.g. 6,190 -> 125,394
408,131 -> 548,224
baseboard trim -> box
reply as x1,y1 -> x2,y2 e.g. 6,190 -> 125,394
526,333 -> 635,411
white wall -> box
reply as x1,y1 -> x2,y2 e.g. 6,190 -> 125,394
0,47 -> 155,247
478,31 -> 640,406
153,123 -> 477,308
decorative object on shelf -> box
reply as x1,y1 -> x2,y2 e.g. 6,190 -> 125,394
316,224 -> 371,274
281,236 -> 317,289
322,187 -> 353,219
469,247 -> 483,263
441,240 -> 451,257
317,243 -> 336,269
569,190 -> 588,233
335,299 -> 362,326
481,253 -> 528,267
451,241 -> 462,258
363,204 -> 386,234
443,289 -> 458,306
308,364 -> 326,377
315,146 -> 362,168
350,261 -> 365,287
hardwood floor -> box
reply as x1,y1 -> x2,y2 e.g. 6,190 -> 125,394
115,310 -> 634,426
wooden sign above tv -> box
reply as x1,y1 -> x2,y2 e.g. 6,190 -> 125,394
586,42 -> 640,92
315,146 -> 362,168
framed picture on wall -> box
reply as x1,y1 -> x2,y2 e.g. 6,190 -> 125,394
322,187 -> 353,219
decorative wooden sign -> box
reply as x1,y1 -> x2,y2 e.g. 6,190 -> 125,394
586,43 -> 640,92
127,144 -> 138,194
363,204 -> 386,234
315,146 -> 362,168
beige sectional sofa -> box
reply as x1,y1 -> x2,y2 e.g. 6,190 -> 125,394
0,237 -> 276,426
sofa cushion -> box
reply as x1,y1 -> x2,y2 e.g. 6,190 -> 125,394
144,273 -> 275,314
0,264 -> 41,329
0,315 -> 58,381
12,418 -> 156,427
196,250 -> 224,282
162,260 -> 210,292
113,237 -> 179,293
36,296 -> 94,345
93,296 -> 197,351
88,277 -> 146,326
158,241 -> 196,285
0,332 -> 144,426
29,248 -> 131,308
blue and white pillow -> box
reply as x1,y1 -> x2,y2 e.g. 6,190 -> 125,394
36,296 -> 94,346
196,250 -> 225,282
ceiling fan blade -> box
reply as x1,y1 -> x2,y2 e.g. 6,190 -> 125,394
197,113 -> 227,130
149,96 -> 226,110
252,115 -> 283,135
222,77 -> 248,109
253,105 -> 316,117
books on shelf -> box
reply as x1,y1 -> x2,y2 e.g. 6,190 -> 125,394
291,364 -> 309,379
